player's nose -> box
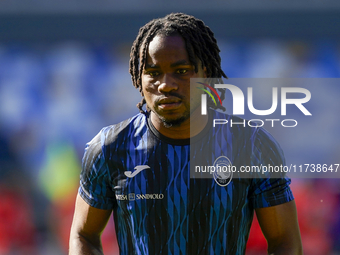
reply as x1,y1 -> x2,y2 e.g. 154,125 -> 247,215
158,74 -> 178,93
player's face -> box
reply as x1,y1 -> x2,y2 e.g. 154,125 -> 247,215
141,34 -> 206,127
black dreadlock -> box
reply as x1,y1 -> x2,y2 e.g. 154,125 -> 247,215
129,12 -> 227,113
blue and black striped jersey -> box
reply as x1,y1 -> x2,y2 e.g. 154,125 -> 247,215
79,110 -> 293,255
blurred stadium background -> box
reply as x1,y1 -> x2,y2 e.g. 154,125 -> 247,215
0,1 -> 340,254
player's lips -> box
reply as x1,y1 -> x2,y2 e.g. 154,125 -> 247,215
157,97 -> 182,110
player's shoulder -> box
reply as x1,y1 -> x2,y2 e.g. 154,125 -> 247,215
86,112 -> 147,150
82,112 -> 147,165
99,112 -> 147,144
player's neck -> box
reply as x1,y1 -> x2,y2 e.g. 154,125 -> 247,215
150,109 -> 208,140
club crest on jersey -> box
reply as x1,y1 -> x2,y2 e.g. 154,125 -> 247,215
213,156 -> 233,187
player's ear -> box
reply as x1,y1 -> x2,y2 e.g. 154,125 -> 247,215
203,66 -> 207,78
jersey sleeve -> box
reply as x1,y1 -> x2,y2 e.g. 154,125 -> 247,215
78,128 -> 116,210
249,128 -> 294,208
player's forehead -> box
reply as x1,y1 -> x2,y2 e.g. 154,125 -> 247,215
147,35 -> 186,55
141,34 -> 190,67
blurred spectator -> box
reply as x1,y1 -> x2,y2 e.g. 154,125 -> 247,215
0,134 -> 37,254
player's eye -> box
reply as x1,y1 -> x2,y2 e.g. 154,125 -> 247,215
177,69 -> 188,75
145,71 -> 159,77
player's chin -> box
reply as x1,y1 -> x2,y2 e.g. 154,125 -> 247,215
162,118 -> 186,128
160,113 -> 190,127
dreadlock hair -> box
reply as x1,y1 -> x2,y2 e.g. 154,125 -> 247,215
129,12 -> 227,113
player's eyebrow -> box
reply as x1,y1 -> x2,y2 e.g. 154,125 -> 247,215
144,63 -> 158,69
144,60 -> 191,69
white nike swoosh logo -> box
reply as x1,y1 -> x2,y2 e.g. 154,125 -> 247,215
124,165 -> 150,178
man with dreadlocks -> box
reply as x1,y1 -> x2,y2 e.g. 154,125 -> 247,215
69,13 -> 302,255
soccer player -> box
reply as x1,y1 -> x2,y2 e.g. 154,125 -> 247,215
69,13 -> 302,255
